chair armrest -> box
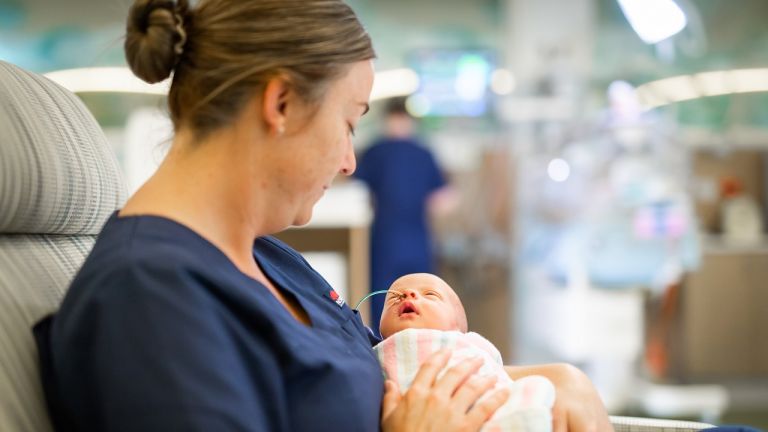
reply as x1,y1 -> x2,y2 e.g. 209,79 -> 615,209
610,415 -> 715,431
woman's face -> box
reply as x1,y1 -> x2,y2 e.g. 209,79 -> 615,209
268,60 -> 374,228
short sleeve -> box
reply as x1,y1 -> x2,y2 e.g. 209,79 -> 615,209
365,324 -> 382,346
51,262 -> 289,431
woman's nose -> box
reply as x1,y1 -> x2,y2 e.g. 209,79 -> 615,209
340,143 -> 357,176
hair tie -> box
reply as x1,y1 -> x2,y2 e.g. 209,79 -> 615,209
173,12 -> 187,57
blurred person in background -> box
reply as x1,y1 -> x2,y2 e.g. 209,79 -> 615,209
355,97 -> 459,335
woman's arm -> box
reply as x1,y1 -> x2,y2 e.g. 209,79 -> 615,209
505,363 -> 614,432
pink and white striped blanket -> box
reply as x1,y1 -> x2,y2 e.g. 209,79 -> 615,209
374,328 -> 555,432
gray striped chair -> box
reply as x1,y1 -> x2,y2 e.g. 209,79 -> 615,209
0,60 -> 716,431
0,60 -> 126,431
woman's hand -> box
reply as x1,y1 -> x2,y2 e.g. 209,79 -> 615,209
505,363 -> 614,432
382,349 -> 510,432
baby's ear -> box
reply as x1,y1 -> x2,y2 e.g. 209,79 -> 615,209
450,297 -> 468,333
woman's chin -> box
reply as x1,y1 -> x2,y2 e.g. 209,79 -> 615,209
291,209 -> 313,227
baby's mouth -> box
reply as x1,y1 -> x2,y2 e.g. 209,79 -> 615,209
398,301 -> 419,316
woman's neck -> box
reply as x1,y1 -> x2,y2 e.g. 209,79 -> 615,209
120,130 -> 267,278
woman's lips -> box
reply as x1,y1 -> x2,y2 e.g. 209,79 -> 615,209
398,301 -> 419,316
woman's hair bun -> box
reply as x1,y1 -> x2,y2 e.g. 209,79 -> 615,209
125,0 -> 188,84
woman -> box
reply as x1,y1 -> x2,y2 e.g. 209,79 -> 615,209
35,0 -> 612,430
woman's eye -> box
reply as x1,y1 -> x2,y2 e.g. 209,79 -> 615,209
347,123 -> 356,137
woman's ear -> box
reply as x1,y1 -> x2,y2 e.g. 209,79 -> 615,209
261,76 -> 291,137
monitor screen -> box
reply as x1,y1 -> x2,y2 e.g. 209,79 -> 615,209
407,49 -> 495,118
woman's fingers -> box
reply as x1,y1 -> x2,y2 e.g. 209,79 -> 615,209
432,355 -> 484,397
450,374 -> 497,413
408,349 -> 452,395
381,380 -> 402,422
382,352 -> 512,432
464,387 -> 511,428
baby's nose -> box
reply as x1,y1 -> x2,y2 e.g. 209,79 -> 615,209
403,289 -> 418,299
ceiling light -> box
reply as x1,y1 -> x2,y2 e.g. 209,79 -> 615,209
637,68 -> 768,109
617,0 -> 687,44
490,69 -> 516,95
44,67 -> 170,95
548,159 -> 571,182
370,68 -> 420,101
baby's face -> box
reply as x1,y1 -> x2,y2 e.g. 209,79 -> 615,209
379,273 -> 466,339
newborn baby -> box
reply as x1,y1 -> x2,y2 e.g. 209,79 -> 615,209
374,273 -> 555,432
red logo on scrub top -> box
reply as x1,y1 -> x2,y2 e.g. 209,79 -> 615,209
329,290 -> 344,307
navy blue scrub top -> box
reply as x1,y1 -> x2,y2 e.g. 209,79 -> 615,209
34,213 -> 384,432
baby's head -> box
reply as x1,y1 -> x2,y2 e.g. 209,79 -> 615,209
379,273 -> 468,339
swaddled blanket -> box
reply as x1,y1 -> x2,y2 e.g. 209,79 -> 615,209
374,328 -> 555,432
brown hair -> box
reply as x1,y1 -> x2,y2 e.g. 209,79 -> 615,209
125,0 -> 375,137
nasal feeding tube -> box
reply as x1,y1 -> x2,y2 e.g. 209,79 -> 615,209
353,289 -> 406,311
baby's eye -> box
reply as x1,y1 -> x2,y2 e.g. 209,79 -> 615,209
425,291 -> 440,297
